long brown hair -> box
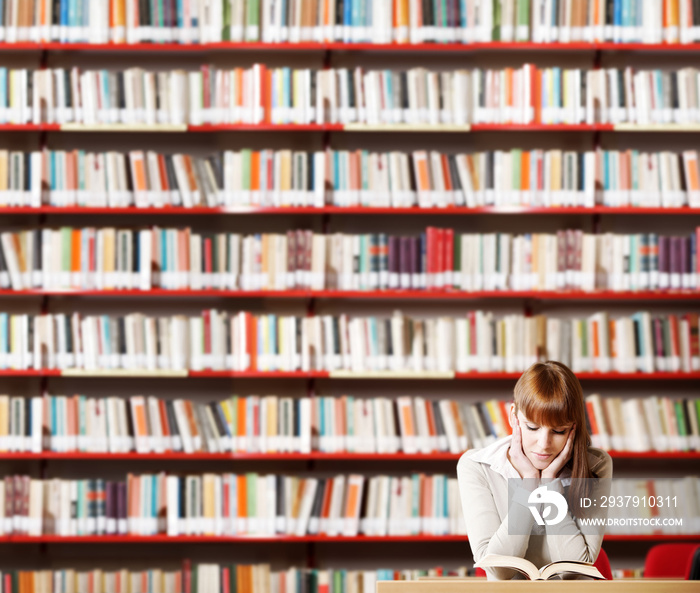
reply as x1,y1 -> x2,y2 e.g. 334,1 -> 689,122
513,360 -> 594,516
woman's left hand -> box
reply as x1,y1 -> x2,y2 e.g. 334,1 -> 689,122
541,425 -> 576,480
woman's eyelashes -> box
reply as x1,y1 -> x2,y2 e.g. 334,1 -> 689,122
525,424 -> 568,435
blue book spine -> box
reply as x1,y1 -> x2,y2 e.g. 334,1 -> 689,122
283,69 -> 291,119
629,0 -> 638,41
319,397 -> 325,445
270,313 -> 278,369
50,152 -> 56,194
160,230 -> 167,280
460,0 -> 468,29
75,0 -> 84,41
603,151 -> 610,198
333,150 -> 339,193
82,0 -> 90,41
102,72 -> 110,120
613,0 -> 622,41
151,475 -> 157,529
51,397 -> 57,443
654,71 -> 663,118
0,68 -> 7,122
60,0 -> 69,40
621,0 -> 629,39
103,316 -> 111,357
359,0 -> 367,41
176,0 -> 184,31
68,0 -> 77,37
345,0 -> 353,42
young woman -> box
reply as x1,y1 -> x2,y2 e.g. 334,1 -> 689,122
457,361 -> 613,580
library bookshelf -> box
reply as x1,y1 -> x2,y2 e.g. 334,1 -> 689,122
0,34 -> 699,580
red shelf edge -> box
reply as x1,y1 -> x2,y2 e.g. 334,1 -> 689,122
1,370 -> 699,379
0,451 -> 696,461
4,42 -> 700,52
0,534 -> 696,543
3,206 -> 700,215
0,123 -> 689,132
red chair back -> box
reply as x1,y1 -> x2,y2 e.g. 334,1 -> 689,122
474,548 -> 613,580
644,543 -> 700,579
594,547 -> 613,580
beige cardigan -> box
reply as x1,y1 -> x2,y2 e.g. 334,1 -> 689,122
457,436 -> 613,580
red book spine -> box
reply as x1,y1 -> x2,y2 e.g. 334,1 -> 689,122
158,399 -> 171,447
423,400 -> 437,449
253,398 -> 260,441
202,310 -> 212,364
157,154 -> 170,193
444,228 -> 454,289
222,567 -> 231,593
246,313 -> 257,371
261,65 -> 270,123
534,67 -> 542,124
435,228 -> 445,289
426,227 -> 436,289
498,401 -> 512,435
204,237 -> 213,285
585,401 -> 600,442
182,559 -> 192,593
669,315 -> 680,361
202,65 -> 211,112
223,477 -> 230,526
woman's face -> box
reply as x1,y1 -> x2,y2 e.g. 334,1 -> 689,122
514,408 -> 574,471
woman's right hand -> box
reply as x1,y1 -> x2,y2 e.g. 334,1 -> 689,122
508,420 -> 540,481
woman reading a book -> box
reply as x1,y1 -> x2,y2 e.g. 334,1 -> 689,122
457,361 -> 612,580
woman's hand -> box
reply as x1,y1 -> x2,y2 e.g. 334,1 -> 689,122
508,420 -> 540,480
541,425 -> 576,480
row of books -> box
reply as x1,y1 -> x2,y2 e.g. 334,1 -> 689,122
3,148 -> 700,210
606,477 -> 700,535
0,0 -> 698,45
1,393 -> 698,455
1,310 -> 699,374
0,563 -> 468,593
7,64 -> 700,126
1,473 -> 698,537
585,394 -> 700,453
1,227 -> 698,292
0,472 -> 466,537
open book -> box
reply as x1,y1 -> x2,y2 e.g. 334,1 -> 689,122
475,554 -> 606,581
